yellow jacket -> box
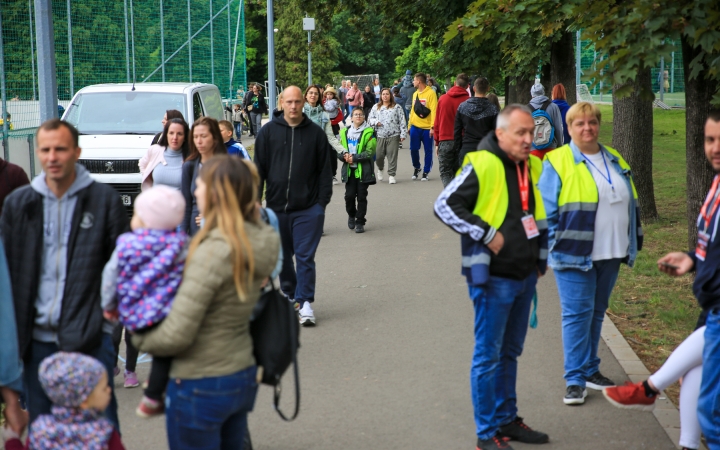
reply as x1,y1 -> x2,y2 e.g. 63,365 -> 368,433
408,86 -> 437,130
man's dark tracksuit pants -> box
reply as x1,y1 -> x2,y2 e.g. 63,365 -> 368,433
275,203 -> 325,305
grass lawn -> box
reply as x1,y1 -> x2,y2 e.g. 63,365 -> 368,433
596,105 -> 698,404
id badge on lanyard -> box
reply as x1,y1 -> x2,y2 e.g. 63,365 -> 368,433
517,163 -> 539,239
696,175 -> 720,261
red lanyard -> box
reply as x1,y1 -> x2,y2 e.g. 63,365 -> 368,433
516,162 -> 530,213
701,175 -> 720,231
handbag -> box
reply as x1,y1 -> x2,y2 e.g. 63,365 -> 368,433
250,280 -> 301,421
413,96 -> 431,119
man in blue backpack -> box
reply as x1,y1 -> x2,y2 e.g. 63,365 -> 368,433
528,84 -> 564,159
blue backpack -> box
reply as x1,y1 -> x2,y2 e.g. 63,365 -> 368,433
529,99 -> 555,150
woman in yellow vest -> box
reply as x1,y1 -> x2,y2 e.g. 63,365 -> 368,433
538,102 -> 643,406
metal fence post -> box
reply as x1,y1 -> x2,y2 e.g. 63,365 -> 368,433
575,31 -> 581,87
659,56 -> 665,102
123,0 -> 130,82
0,7 -> 8,160
267,0 -> 276,112
29,0 -> 37,101
35,0 -> 59,123
188,0 -> 192,82
210,0 -> 214,85
28,134 -> 36,178
66,0 -> 74,97
670,51 -> 675,93
130,0 -> 136,84
160,0 -> 165,81
227,0 -> 231,97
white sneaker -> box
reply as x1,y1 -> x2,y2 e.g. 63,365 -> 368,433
388,176 -> 396,184
299,302 -> 316,327
377,170 -> 383,181
332,176 -> 339,185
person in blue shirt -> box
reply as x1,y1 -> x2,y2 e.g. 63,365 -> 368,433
219,120 -> 250,159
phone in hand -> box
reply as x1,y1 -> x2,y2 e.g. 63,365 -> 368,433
660,261 -> 679,270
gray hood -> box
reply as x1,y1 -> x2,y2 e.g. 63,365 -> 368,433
32,164 -> 95,343
403,75 -> 413,88
529,95 -> 550,109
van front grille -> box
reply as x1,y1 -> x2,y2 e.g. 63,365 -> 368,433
79,159 -> 139,174
107,183 -> 141,218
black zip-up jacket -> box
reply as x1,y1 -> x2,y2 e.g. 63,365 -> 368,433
0,182 -> 128,358
442,132 -> 539,280
453,97 -> 499,165
690,185 -> 720,311
255,111 -> 333,213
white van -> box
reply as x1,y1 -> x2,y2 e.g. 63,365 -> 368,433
63,82 -> 224,216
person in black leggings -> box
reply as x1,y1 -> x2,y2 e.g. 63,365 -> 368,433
112,324 -> 140,387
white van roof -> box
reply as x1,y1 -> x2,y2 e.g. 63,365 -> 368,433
76,83 -> 215,94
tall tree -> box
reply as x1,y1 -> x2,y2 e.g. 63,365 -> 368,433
550,31 -> 576,104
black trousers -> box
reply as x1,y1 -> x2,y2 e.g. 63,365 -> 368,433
145,356 -> 172,401
345,175 -> 369,225
112,324 -> 139,372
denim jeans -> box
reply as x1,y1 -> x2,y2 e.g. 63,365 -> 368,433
554,258 -> 622,387
24,333 -> 120,431
468,272 -> 538,440
166,366 -> 259,450
234,122 -> 243,139
275,203 -> 325,304
699,308 -> 720,449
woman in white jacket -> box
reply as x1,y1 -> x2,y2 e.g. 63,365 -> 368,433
368,88 -> 406,184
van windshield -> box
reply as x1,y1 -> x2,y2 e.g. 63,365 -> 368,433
64,92 -> 188,135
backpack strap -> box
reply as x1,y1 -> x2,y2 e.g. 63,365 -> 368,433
541,99 -> 552,111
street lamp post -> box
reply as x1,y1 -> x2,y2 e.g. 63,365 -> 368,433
267,0 -> 276,112
303,16 -> 315,87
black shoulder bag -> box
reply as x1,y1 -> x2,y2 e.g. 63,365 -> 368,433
413,94 -> 432,119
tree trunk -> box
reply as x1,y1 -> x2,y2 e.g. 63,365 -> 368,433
505,76 -> 516,104
541,62 -> 551,96
515,77 -> 534,105
682,36 -> 718,249
612,68 -> 658,221
551,31 -> 577,104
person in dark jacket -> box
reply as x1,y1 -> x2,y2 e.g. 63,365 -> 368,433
362,86 -> 375,120
454,77 -> 499,167
254,86 -> 333,327
551,84 -> 571,145
434,105 -> 549,450
244,84 -> 267,137
656,111 -> 720,448
0,158 -> 30,214
338,108 -> 377,234
0,119 -> 128,431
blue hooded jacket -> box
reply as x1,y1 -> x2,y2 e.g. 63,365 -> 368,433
0,238 -> 23,393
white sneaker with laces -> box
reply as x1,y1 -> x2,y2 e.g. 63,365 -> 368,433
377,169 -> 383,181
299,302 -> 316,327
388,176 -> 396,184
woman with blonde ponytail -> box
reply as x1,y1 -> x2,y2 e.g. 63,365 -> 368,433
133,155 -> 280,449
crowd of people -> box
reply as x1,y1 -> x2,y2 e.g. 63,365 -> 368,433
0,70 -> 718,450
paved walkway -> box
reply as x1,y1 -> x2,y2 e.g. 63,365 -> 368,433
115,146 -> 676,449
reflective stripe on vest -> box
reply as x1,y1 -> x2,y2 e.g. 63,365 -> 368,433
545,144 -> 638,256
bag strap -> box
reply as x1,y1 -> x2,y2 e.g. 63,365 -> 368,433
273,278 -> 300,421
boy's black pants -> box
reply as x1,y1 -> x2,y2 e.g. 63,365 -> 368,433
344,174 -> 368,225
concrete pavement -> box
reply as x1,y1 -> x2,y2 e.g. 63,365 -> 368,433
114,145 -> 676,449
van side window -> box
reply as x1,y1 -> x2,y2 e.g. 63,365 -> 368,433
199,89 -> 224,120
193,93 -> 204,120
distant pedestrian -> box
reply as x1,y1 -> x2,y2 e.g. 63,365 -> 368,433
399,71 -> 416,122
323,87 -> 344,136
232,103 -> 244,137
539,102 -> 643,406
528,83 -> 564,159
2,352 -> 126,450
133,157 -> 279,449
339,108 -> 377,233
140,117 -> 190,192
246,84 -> 267,137
487,93 -> 501,111
304,85 -> 344,185
181,117 -> 227,236
408,72 -> 438,181
219,120 -> 250,159
435,73 -> 470,187
434,104 -> 550,450
454,77 -> 500,167
339,80 -> 349,117
254,86 -> 333,327
373,78 -> 382,103
0,157 -> 29,214
347,82 -> 363,117
551,84 -> 571,145
151,109 -> 184,145
0,119 -> 128,430
368,88 -> 406,185
362,85 -> 375,119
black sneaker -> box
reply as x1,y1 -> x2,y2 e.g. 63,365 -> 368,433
477,436 -> 513,450
421,172 -> 429,181
412,168 -> 420,180
355,224 -> 365,233
498,416 -> 549,444
563,385 -> 587,405
348,216 -> 356,230
586,371 -> 615,390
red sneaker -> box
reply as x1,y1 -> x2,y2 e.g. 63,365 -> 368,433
136,395 -> 164,418
603,381 -> 656,411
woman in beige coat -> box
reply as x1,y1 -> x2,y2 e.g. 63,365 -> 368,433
133,156 -> 279,449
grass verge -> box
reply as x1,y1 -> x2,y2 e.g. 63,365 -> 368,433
597,105 -> 698,404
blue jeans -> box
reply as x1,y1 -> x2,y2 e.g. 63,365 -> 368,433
166,366 -> 259,450
469,272 -> 538,440
409,125 -> 434,174
699,309 -> 720,449
275,203 -> 325,304
554,258 -> 622,387
24,333 -> 120,431
234,122 -> 242,138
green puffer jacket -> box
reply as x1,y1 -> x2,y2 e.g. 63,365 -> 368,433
338,125 -> 377,185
